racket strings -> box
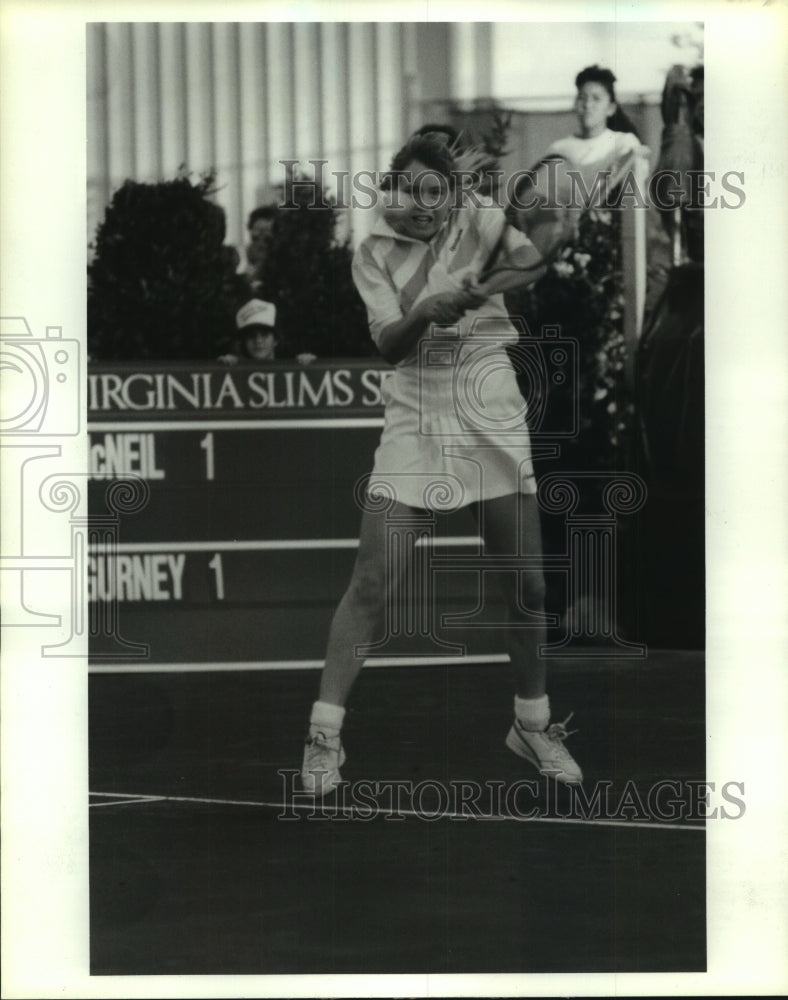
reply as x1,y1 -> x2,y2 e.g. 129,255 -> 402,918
482,239 -> 568,280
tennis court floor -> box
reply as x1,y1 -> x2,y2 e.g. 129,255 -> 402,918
89,651 -> 705,975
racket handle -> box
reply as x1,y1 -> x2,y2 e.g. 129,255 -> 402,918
480,232 -> 506,280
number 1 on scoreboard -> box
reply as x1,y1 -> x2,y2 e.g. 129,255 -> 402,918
208,553 -> 225,600
200,432 -> 215,480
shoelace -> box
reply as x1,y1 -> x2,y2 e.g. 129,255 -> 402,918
544,712 -> 579,748
306,732 -> 342,756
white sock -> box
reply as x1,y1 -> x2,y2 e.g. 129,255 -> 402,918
514,694 -> 550,732
309,700 -> 346,739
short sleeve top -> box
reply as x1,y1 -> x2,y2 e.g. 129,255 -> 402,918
547,128 -> 643,170
352,195 -> 533,362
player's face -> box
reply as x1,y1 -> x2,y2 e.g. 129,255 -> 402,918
393,158 -> 451,241
575,82 -> 615,137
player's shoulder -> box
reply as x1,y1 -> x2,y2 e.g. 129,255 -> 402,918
456,191 -> 504,223
353,231 -> 386,266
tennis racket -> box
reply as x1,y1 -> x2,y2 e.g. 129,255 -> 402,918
478,157 -> 579,282
478,151 -> 639,281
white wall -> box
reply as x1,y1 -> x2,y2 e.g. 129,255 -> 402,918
87,22 -> 450,254
87,20 -> 700,254
491,20 -> 703,107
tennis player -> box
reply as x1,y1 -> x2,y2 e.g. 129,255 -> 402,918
301,133 -> 583,795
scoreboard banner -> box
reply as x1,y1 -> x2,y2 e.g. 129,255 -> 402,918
87,359 -> 490,669
88,358 -> 393,421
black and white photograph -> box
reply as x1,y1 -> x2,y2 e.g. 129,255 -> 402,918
1,1 -> 787,997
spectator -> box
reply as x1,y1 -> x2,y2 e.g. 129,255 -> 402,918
636,62 -> 705,646
503,66 -> 650,637
545,65 -> 649,197
648,64 -> 704,265
689,65 -> 704,139
245,205 -> 278,291
218,298 -> 317,365
218,298 -> 277,365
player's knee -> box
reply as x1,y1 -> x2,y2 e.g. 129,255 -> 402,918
345,566 -> 389,615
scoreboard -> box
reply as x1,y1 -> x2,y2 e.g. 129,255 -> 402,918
87,360 -> 501,670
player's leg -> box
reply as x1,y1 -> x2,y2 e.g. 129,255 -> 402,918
474,491 -> 582,784
472,490 -> 547,696
302,498 -> 421,795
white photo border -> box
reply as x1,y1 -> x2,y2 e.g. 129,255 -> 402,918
1,0 -> 787,996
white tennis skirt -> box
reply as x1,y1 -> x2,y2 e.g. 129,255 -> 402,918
366,337 -> 536,512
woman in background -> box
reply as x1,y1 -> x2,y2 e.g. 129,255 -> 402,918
505,66 -> 650,640
546,64 -> 649,193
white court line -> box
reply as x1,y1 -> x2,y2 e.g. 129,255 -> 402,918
87,536 -> 483,553
90,791 -> 266,809
89,794 -> 165,807
90,797 -> 166,807
88,651 -> 670,675
88,653 -> 512,674
91,792 -> 164,799
87,789 -> 705,833
89,418 -> 385,431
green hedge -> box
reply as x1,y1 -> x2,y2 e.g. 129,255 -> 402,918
88,169 -> 375,362
88,172 -> 237,361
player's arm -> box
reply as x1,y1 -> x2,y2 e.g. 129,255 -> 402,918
352,243 -> 483,366
374,290 -> 484,365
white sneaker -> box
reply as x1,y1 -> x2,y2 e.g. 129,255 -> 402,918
506,713 -> 583,785
301,730 -> 346,796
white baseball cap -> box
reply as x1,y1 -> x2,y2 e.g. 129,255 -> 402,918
236,298 -> 276,331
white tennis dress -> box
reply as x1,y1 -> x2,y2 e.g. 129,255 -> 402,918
352,196 -> 538,512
